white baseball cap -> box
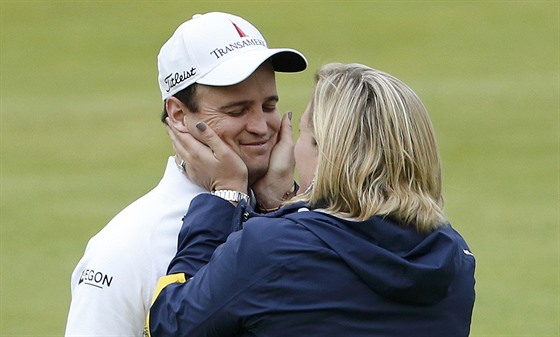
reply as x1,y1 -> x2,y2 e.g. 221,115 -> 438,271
157,12 -> 307,100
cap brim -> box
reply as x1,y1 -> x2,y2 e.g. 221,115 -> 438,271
196,48 -> 307,87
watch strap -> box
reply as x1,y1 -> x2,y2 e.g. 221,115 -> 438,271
211,190 -> 250,203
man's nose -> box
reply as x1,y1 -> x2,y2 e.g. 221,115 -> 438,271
245,109 -> 269,135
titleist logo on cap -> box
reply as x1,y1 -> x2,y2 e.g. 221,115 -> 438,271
164,67 -> 197,93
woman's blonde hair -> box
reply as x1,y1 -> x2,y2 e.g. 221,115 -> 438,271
296,63 -> 446,232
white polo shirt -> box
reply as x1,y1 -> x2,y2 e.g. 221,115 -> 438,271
65,157 -> 206,336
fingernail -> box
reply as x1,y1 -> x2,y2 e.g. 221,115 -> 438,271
287,111 -> 292,121
196,121 -> 207,132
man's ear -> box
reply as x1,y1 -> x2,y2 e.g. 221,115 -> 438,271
165,97 -> 190,132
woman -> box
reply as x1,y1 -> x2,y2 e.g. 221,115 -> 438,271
146,63 -> 476,336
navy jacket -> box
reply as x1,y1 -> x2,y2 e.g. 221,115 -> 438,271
149,194 -> 476,337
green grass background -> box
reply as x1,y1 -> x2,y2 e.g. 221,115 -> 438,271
1,1 -> 558,336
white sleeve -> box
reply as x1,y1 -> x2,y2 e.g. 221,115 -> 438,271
65,236 -> 150,337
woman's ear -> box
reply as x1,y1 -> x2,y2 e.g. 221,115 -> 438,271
165,97 -> 190,132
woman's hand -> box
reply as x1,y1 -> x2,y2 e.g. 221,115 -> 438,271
166,119 -> 248,194
252,111 -> 296,210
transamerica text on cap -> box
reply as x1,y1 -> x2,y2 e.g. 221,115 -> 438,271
210,38 -> 267,59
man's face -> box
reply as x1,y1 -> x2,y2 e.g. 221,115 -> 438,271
187,63 -> 280,184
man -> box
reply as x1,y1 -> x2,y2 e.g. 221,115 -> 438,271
65,12 -> 306,336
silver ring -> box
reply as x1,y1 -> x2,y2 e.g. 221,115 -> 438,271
178,160 -> 186,174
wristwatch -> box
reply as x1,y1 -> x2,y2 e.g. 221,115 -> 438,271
211,190 -> 250,203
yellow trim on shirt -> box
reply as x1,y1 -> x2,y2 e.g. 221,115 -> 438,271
144,273 -> 187,337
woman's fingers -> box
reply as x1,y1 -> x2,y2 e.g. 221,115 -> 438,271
166,118 -> 248,193
167,120 -> 210,162
193,122 -> 236,161
192,122 -> 248,191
